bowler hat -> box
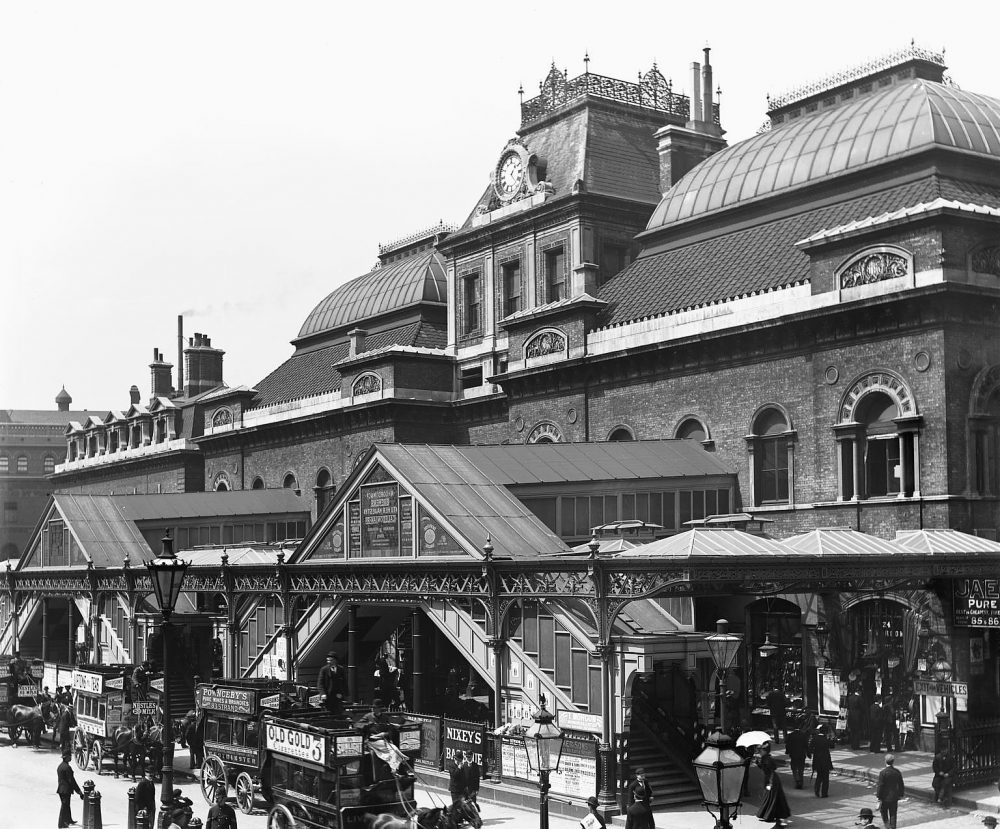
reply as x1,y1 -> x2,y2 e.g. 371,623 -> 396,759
635,767 -> 646,775
982,818 -> 997,828
586,796 -> 600,809
858,807 -> 874,819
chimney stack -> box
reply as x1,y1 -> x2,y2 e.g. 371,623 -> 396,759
702,46 -> 713,124
177,315 -> 184,394
149,347 -> 174,399
690,61 -> 702,123
348,328 -> 367,359
129,385 -> 141,406
184,331 -> 225,397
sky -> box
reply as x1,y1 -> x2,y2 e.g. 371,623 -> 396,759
1,1 -> 996,410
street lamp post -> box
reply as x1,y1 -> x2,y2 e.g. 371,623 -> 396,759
145,532 -> 189,829
932,657 -> 953,754
693,729 -> 748,829
705,619 -> 742,733
522,694 -> 565,829
815,622 -> 829,668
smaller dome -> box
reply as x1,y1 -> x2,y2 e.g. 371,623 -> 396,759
55,386 -> 72,411
297,250 -> 446,342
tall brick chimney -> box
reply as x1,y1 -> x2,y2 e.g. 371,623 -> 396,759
129,385 -> 141,405
348,328 -> 367,359
149,348 -> 174,399
184,332 -> 225,398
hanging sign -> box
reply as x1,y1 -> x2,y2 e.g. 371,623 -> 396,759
557,709 -> 602,734
265,722 -> 327,764
17,685 -> 38,697
913,679 -> 968,699
133,701 -> 158,716
72,671 -> 104,694
953,578 -> 1000,627
150,678 -> 165,692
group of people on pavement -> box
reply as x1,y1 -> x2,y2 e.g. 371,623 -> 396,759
447,750 -> 482,808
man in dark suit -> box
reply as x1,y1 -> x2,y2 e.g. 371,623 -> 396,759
624,795 -> 655,829
134,768 -> 157,826
628,768 -> 653,805
875,754 -> 905,829
447,754 -> 467,805
810,725 -> 833,798
56,751 -> 83,828
464,750 -> 481,810
868,697 -> 884,753
317,651 -> 346,715
785,727 -> 810,789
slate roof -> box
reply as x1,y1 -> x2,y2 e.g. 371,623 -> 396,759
781,527 -> 903,556
893,528 -> 1000,554
617,527 -> 791,559
598,176 -> 1000,327
297,250 -> 447,341
1,409 -> 102,427
252,321 -> 448,408
649,80 -> 1000,228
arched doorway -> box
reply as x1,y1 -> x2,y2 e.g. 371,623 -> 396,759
745,598 -> 803,728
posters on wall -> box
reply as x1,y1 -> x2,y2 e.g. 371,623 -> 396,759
550,738 -> 598,799
953,578 -> 1000,627
405,713 -> 441,767
418,505 -> 466,556
817,668 -> 841,716
361,483 -> 400,556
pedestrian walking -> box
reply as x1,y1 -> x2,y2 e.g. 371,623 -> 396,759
766,688 -> 789,744
756,766 -> 791,828
811,724 -> 833,798
56,750 -> 83,828
447,753 -> 467,805
580,796 -> 607,829
624,796 -> 655,829
868,696 -> 884,753
875,753 -> 905,829
135,768 -> 157,825
317,651 -> 346,715
205,784 -> 238,829
847,690 -> 864,750
757,743 -> 777,784
932,746 -> 955,806
856,806 -> 876,826
464,750 -> 481,811
628,767 -> 653,804
785,726 -> 809,789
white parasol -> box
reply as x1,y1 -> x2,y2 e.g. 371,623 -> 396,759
735,730 -> 774,748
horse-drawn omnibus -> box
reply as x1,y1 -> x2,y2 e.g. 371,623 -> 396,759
260,709 -> 428,829
2,654 -> 56,746
71,663 -> 160,775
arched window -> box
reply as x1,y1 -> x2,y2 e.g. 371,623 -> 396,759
675,417 -> 710,447
747,407 -> 795,505
835,372 -> 921,500
43,456 -> 55,474
315,468 -> 334,515
250,477 -> 265,490
608,426 -> 635,442
16,456 -> 28,474
283,473 -> 299,493
970,364 -> 1000,496
215,481 -> 229,492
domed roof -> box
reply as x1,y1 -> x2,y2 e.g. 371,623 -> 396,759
648,80 -> 1000,229
55,386 -> 72,404
297,249 -> 447,341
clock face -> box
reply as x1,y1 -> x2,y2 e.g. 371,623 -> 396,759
497,152 -> 524,198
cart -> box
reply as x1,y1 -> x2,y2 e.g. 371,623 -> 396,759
71,664 -> 153,774
2,656 -> 51,744
196,678 -> 315,814
260,709 -> 424,829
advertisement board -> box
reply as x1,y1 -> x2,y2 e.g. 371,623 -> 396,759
72,670 -> 104,695
265,722 -> 328,765
954,578 -> 1000,627
550,738 -> 598,799
405,713 -> 441,767
196,685 -> 256,716
443,718 -> 485,767
361,483 -> 400,557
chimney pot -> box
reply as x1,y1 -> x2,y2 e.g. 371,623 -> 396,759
690,61 -> 703,123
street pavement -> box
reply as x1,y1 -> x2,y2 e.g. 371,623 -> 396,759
2,737 -> 994,829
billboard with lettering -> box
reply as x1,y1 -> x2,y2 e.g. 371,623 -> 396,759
954,578 -> 1000,627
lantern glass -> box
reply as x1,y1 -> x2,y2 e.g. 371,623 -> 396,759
524,699 -> 564,774
146,533 -> 188,620
932,659 -> 952,683
706,619 -> 742,671
693,731 -> 746,808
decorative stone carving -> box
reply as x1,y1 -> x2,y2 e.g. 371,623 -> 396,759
526,422 -> 563,444
212,408 -> 232,427
352,373 -> 382,396
971,245 -> 1000,276
840,252 -> 908,288
839,371 -> 915,422
525,330 -> 566,360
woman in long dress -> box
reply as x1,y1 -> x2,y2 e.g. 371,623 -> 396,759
757,747 -> 791,829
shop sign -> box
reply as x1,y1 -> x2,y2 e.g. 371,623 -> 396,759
557,708 -> 602,734
953,578 -> 1000,627
443,719 -> 485,767
196,685 -> 254,715
29,663 -> 45,679
550,738 -> 598,800
362,483 -> 400,556
17,684 -> 38,697
133,701 -> 158,716
405,713 -> 441,766
261,694 -> 282,710
913,679 -> 968,699
106,676 -> 124,690
265,723 -> 327,764
73,670 -> 104,694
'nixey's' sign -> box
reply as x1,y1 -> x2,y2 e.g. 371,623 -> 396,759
953,578 -> 1000,628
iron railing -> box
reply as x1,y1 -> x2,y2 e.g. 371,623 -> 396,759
953,717 -> 1000,787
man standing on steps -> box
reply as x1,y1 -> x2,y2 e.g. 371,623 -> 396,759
317,651 -> 346,716
628,767 -> 653,805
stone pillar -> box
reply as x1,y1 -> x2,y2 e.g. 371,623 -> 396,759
411,608 -> 423,712
489,637 -> 505,783
348,605 -> 358,702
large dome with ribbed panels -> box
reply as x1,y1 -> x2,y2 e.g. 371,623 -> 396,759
647,80 -> 1000,229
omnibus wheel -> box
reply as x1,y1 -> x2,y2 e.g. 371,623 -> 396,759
74,739 -> 90,770
201,755 -> 227,804
91,741 -> 103,775
235,771 -> 255,814
267,805 -> 298,829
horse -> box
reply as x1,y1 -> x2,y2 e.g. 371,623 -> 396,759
175,709 -> 204,769
105,724 -> 151,779
142,722 -> 165,780
365,807 -> 457,829
6,699 -> 59,747
450,798 -> 482,829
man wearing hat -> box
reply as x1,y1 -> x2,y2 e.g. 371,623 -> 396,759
624,793 -> 655,829
856,806 -> 876,826
581,795 -> 607,829
810,724 -> 833,798
982,816 -> 998,828
134,767 -> 157,827
317,650 -> 346,715
875,754 -> 905,829
206,783 -> 238,829
628,767 -> 653,805
56,750 -> 83,828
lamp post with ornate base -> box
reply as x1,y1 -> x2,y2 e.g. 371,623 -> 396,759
146,532 -> 189,829
523,695 -> 565,829
693,730 -> 749,829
